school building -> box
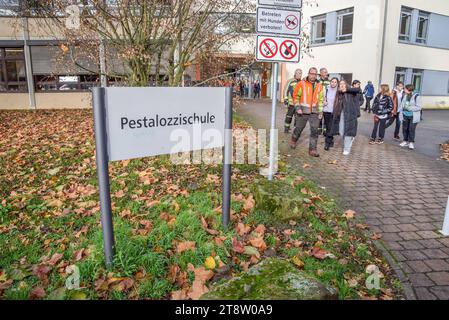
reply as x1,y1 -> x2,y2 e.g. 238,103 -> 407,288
282,0 -> 449,109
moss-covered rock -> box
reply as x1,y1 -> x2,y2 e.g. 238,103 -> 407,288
200,258 -> 338,300
253,179 -> 305,221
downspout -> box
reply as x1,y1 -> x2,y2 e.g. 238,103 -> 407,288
22,17 -> 36,110
378,0 -> 388,88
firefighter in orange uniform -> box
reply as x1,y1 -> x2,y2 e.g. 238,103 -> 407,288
289,67 -> 325,157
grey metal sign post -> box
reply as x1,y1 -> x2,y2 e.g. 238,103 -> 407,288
222,87 -> 233,228
92,87 -> 115,268
268,62 -> 279,181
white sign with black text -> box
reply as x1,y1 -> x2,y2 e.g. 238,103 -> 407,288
256,6 -> 301,36
258,0 -> 302,9
103,87 -> 226,161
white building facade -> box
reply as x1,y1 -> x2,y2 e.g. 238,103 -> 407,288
284,0 -> 449,108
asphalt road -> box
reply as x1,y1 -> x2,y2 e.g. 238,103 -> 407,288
357,109 -> 449,160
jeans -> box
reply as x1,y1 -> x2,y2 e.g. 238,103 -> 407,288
371,118 -> 387,140
386,114 -> 401,138
284,105 -> 296,131
402,116 -> 418,142
365,97 -> 373,112
339,112 -> 355,154
344,136 -> 355,154
323,112 -> 334,147
292,113 -> 320,151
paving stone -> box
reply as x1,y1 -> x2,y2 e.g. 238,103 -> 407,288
407,273 -> 434,287
401,250 -> 428,261
419,239 -> 445,249
429,286 -> 449,299
397,224 -> 419,232
425,260 -> 449,272
399,232 -> 422,241
399,240 -> 424,250
414,287 -> 437,300
427,272 -> 449,286
407,260 -> 432,273
417,231 -> 441,239
424,249 -> 449,259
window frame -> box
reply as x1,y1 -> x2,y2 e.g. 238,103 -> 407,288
412,69 -> 424,93
398,6 -> 413,42
0,47 -> 28,93
416,11 -> 430,44
336,7 -> 354,41
311,14 -> 327,44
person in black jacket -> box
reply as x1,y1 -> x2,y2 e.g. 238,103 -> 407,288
329,80 -> 362,155
370,84 -> 394,144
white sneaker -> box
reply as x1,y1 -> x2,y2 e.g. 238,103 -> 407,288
343,150 -> 350,156
399,141 -> 409,147
408,142 -> 415,150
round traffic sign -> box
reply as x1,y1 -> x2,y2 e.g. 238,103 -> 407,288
285,15 -> 299,30
259,38 -> 278,59
279,40 -> 298,60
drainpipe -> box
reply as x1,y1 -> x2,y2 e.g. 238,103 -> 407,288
378,0 -> 388,88
22,17 -> 36,109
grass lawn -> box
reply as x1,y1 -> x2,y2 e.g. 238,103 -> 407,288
0,109 -> 403,300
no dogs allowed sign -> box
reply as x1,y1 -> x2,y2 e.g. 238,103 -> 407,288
256,35 -> 300,63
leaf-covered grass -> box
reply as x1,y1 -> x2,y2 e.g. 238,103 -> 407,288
0,110 -> 403,300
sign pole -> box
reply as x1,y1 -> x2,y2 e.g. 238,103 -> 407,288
92,87 -> 115,268
268,62 -> 279,181
222,87 -> 233,228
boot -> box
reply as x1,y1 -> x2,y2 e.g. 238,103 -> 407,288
284,127 -> 290,134
289,139 -> 297,149
309,149 -> 320,157
324,144 -> 330,151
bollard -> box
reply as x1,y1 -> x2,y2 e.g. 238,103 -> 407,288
441,195 -> 449,236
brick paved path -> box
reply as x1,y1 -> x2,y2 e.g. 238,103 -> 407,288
238,100 -> 449,300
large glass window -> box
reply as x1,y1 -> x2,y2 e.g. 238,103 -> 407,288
0,0 -> 19,16
0,47 -> 27,92
311,14 -> 326,44
416,11 -> 430,44
336,8 -> 353,41
399,7 -> 413,41
34,74 -> 99,91
412,69 -> 423,93
395,67 -> 407,86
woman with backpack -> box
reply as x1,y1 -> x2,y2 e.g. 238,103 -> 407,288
369,84 -> 394,144
329,80 -> 362,156
399,84 -> 422,150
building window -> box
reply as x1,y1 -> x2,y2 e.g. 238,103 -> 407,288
416,11 -> 430,44
412,69 -> 423,93
311,14 -> 326,44
395,67 -> 407,86
340,73 -> 353,84
0,47 -> 27,92
34,74 -> 99,91
399,7 -> 413,41
336,8 -> 353,41
0,0 -> 19,16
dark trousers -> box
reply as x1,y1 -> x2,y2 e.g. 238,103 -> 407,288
284,105 -> 296,131
323,112 -> 334,147
386,114 -> 401,138
371,118 -> 387,140
402,116 -> 418,142
292,113 -> 320,151
365,97 -> 373,112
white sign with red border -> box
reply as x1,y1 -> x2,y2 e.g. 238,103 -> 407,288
256,35 -> 300,63
256,6 -> 301,36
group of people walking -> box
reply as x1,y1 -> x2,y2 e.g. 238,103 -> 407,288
284,67 -> 363,157
365,81 -> 422,150
284,68 -> 423,156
